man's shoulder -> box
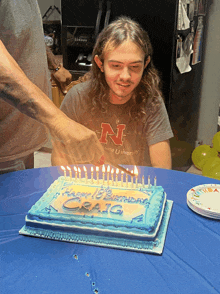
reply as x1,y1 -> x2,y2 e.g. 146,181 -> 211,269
62,80 -> 91,110
145,96 -> 165,112
68,80 -> 91,95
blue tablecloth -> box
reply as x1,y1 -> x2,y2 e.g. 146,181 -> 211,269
1,166 -> 220,294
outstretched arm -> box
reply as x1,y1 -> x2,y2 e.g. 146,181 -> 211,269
0,40 -> 104,165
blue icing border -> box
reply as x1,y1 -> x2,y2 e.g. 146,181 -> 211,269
20,200 -> 173,254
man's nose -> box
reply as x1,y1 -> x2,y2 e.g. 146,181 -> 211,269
119,67 -> 131,80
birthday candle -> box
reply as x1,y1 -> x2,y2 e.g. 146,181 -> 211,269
121,171 -> 124,187
107,165 -> 110,186
126,169 -> 128,188
78,167 -> 81,180
67,166 -> 72,180
61,166 -> 66,178
148,175 -> 151,188
91,166 -> 94,183
74,166 -> 78,181
116,168 -> 119,186
83,166 -> 88,183
154,176 -> 157,187
131,170 -> 134,188
134,166 -> 138,188
111,168 -> 114,186
96,166 -> 99,184
102,165 -> 105,185
142,175 -> 145,188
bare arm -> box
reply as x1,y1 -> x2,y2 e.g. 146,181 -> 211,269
149,140 -> 172,169
0,40 -> 55,122
46,46 -> 72,94
46,45 -> 60,70
0,40 -> 104,164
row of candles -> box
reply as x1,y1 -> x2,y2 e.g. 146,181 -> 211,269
61,165 -> 157,188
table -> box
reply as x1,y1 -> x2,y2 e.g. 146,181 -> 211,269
1,166 -> 220,294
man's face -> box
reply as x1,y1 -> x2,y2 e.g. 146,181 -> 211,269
95,40 -> 150,105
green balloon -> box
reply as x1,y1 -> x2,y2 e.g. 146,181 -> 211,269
192,145 -> 218,170
212,131 -> 220,152
203,163 -> 220,180
202,157 -> 220,177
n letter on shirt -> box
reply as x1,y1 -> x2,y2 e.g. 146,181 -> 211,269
99,123 -> 125,145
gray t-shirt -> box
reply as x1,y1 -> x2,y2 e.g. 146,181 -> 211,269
61,81 -> 173,166
0,0 -> 50,162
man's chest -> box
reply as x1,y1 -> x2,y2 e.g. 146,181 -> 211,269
82,114 -> 145,148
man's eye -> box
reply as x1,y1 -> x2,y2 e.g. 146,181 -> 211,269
112,64 -> 121,68
130,66 -> 142,72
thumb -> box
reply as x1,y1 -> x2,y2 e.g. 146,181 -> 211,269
59,83 -> 68,94
94,155 -> 105,166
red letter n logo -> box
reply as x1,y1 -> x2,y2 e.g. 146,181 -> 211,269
99,123 -> 125,145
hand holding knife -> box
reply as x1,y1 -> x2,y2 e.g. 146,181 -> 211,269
95,155 -> 134,177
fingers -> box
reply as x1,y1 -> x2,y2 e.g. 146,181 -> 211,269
51,136 -> 100,165
51,135 -> 104,166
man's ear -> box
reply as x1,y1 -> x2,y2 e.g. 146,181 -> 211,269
94,55 -> 104,72
144,56 -> 151,69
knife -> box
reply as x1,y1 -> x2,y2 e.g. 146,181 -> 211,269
105,161 -> 135,177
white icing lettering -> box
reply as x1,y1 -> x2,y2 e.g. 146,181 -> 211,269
45,205 -> 58,213
45,206 -> 51,213
82,202 -> 92,210
110,205 -> 123,215
96,188 -> 105,199
127,197 -> 138,203
131,214 -> 144,223
81,192 -> 91,199
70,194 -> 81,202
63,198 -> 81,211
103,193 -> 112,200
62,187 -> 150,216
91,188 -> 99,199
93,203 -> 101,212
102,203 -> 111,214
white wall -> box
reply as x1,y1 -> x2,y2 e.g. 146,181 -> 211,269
38,0 -> 61,20
197,0 -> 220,144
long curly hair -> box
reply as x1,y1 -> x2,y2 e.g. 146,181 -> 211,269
79,16 -> 163,121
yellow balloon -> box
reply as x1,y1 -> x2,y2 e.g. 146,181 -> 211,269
212,131 -> 220,152
192,145 -> 218,170
203,163 -> 220,180
202,157 -> 220,177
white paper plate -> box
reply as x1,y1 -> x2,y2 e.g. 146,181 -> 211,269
187,199 -> 220,219
187,184 -> 220,219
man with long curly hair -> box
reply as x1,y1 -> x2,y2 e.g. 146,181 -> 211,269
52,17 -> 173,168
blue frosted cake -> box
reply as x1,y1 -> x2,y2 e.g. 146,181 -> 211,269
19,172 -> 173,254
